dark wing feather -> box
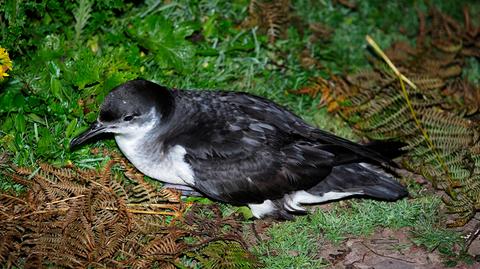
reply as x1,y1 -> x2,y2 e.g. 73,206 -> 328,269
163,90 -> 385,204
225,92 -> 391,164
188,140 -> 337,204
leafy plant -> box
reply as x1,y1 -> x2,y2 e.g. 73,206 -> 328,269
74,0 -> 93,42
186,240 -> 257,269
127,14 -> 197,73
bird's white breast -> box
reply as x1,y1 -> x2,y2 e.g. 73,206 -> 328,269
115,134 -> 195,186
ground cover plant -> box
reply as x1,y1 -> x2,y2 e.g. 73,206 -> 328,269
1,0 -> 480,268
0,151 -> 258,268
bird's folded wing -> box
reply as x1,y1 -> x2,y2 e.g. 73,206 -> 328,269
186,139 -> 338,205
165,91 -> 390,204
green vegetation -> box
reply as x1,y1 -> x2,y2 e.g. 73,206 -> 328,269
253,193 -> 464,268
0,0 -> 352,172
1,0 -> 478,268
254,217 -> 329,269
311,196 -> 443,243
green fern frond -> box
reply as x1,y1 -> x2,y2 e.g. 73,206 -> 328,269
323,22 -> 480,226
189,240 -> 259,269
74,0 -> 93,42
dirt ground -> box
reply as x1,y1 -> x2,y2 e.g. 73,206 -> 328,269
249,211 -> 480,269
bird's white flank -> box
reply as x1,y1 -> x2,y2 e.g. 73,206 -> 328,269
248,200 -> 276,218
284,190 -> 362,212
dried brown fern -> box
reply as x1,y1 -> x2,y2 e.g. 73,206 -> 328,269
334,69 -> 480,225
0,156 -> 259,268
242,0 -> 292,43
337,75 -> 478,225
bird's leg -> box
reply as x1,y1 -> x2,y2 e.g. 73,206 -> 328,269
162,183 -> 204,197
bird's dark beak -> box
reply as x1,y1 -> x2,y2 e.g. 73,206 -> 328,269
70,121 -> 107,149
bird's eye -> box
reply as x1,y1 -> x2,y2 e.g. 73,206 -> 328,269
123,115 -> 134,121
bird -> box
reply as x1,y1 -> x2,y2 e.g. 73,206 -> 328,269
70,79 -> 408,219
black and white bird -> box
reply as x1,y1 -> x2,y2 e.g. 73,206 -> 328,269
70,79 -> 408,219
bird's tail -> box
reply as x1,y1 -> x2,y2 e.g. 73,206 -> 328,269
307,162 -> 408,201
363,140 -> 407,162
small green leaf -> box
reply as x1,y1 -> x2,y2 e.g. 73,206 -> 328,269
71,124 -> 90,139
235,206 -> 254,220
47,61 -> 61,77
184,197 -> 214,205
15,113 -> 26,133
13,94 -> 26,111
28,113 -> 46,125
50,77 -> 64,101
1,115 -> 14,132
65,118 -> 78,138
64,49 -> 102,89
202,14 -> 218,38
37,127 -> 55,157
49,102 -> 67,115
0,133 -> 15,151
0,92 -> 16,113
128,15 -> 195,73
85,111 -> 97,122
14,132 -> 24,151
4,0 -> 19,24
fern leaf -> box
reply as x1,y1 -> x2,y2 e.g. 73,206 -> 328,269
74,0 -> 92,42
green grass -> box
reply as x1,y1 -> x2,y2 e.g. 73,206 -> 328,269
0,0 -> 476,268
311,196 -> 442,243
252,193 -> 462,268
254,217 -> 329,269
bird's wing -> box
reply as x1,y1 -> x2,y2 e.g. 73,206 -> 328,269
187,138 -> 338,204
214,91 -> 391,164
162,90 -> 383,204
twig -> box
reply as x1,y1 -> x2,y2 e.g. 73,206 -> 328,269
46,195 -> 85,205
0,193 -> 28,205
251,222 -> 262,244
125,203 -> 180,209
103,206 -> 179,216
12,207 -> 69,220
360,241 -> 415,264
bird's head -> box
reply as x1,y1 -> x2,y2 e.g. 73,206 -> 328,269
70,79 -> 174,149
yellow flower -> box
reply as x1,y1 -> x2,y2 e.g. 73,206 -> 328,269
0,47 -> 13,80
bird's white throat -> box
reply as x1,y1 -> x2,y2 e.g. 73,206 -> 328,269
114,116 -> 195,186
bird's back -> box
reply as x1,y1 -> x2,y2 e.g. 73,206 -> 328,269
157,89 -> 399,206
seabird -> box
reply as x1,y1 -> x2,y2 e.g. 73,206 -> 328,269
70,79 -> 408,219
